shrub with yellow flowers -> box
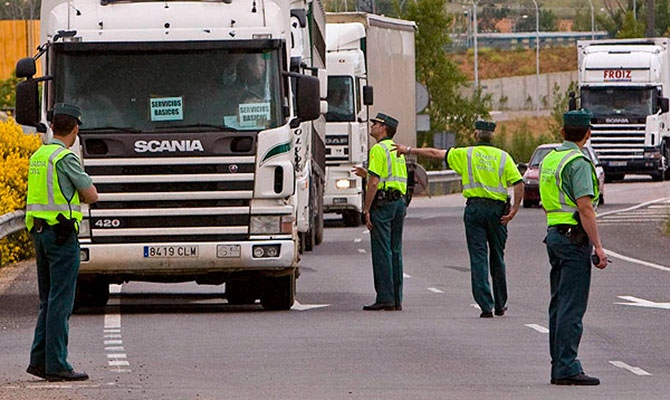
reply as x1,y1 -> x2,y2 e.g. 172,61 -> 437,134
0,118 -> 41,267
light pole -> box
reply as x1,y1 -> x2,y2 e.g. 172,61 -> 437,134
472,0 -> 480,89
531,0 -> 539,115
587,0 -> 595,39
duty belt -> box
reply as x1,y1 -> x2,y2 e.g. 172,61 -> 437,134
466,197 -> 504,206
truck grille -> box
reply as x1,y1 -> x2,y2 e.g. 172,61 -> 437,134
85,156 -> 255,244
589,123 -> 646,160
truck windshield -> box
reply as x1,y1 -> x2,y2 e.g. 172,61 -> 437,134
581,88 -> 655,117
325,76 -> 355,122
53,47 -> 283,132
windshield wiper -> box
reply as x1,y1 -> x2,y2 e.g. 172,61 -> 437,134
152,124 -> 240,132
82,126 -> 142,133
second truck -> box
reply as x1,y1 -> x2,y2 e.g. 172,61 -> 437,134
323,12 -> 417,226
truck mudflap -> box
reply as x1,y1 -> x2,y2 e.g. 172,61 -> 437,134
78,239 -> 297,274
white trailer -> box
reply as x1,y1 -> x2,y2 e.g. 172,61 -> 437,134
14,0 -> 324,310
576,38 -> 670,182
323,13 -> 416,226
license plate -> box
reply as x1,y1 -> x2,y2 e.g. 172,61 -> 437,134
217,244 -> 241,258
144,246 -> 199,258
609,161 -> 627,167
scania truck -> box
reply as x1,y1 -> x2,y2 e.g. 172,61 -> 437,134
14,0 -> 324,310
576,38 -> 670,182
323,13 -> 416,226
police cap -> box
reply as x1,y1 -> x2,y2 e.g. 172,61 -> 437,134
370,112 -> 399,129
475,120 -> 496,132
563,109 -> 592,127
53,103 -> 83,125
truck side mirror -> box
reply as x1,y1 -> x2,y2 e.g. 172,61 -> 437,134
295,74 -> 320,121
568,91 -> 577,111
363,85 -> 373,106
659,97 -> 669,113
15,79 -> 40,128
16,57 -> 36,78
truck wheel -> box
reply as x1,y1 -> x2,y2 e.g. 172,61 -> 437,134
225,279 -> 258,305
651,172 -> 665,182
604,173 -> 624,183
663,145 -> 670,180
74,275 -> 109,313
343,210 -> 361,227
260,272 -> 295,311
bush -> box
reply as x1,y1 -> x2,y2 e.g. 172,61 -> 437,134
0,118 -> 41,267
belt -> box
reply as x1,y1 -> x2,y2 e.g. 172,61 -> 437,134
549,224 -> 578,235
466,197 -> 504,206
32,218 -> 51,233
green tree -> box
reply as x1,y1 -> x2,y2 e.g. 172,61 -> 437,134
399,0 -> 490,161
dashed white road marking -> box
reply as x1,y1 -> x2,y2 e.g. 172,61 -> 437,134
605,250 -> 670,272
427,287 -> 444,294
525,324 -> 549,334
105,285 -> 131,373
615,295 -> 670,309
291,300 -> 330,311
470,303 -> 481,311
357,248 -> 367,254
609,361 -> 652,376
354,238 -> 362,243
403,273 -> 412,278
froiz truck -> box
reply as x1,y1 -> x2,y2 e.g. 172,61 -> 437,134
14,0 -> 322,311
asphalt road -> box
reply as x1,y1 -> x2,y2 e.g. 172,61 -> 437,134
1,178 -> 668,400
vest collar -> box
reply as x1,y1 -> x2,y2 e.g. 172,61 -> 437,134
48,138 -> 68,148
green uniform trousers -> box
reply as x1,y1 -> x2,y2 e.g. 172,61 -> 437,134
463,198 -> 508,313
30,226 -> 80,374
545,227 -> 592,380
369,198 -> 406,306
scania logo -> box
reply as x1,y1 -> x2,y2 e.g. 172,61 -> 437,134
134,139 -> 204,153
605,118 -> 630,124
228,164 -> 239,173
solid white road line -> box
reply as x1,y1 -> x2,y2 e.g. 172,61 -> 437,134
525,324 -> 549,334
605,249 -> 670,272
609,361 -> 652,376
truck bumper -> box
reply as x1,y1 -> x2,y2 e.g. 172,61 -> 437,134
78,239 -> 297,277
602,158 -> 661,175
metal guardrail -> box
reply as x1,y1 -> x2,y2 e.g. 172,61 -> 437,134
0,210 -> 26,240
425,170 -> 461,196
0,171 -> 460,238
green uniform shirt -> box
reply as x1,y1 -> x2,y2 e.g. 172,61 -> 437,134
554,141 -> 595,204
367,137 -> 408,194
51,139 -> 94,200
445,142 -> 522,201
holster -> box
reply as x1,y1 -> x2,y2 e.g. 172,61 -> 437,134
54,214 -> 77,245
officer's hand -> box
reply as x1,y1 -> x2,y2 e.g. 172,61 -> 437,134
391,143 -> 407,155
352,166 -> 367,178
593,247 -> 609,270
365,212 -> 373,231
500,206 -> 518,225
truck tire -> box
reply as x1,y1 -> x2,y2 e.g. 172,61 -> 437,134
260,272 -> 295,311
343,210 -> 361,227
74,275 -> 109,313
663,145 -> 670,180
604,173 -> 624,183
225,279 -> 258,305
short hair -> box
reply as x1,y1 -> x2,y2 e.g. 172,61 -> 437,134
476,130 -> 493,142
385,124 -> 397,138
52,114 -> 78,136
563,125 -> 589,142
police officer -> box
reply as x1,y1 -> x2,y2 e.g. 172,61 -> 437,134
354,113 -> 408,311
539,110 -> 608,386
394,120 -> 524,318
25,103 -> 98,382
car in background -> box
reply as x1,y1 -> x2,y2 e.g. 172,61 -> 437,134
519,143 -> 605,208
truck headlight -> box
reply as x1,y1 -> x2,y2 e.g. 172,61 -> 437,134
336,179 -> 355,189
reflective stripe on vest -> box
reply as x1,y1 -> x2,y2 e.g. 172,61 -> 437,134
539,149 -> 599,226
25,145 -> 82,231
461,147 -> 508,200
377,140 -> 408,194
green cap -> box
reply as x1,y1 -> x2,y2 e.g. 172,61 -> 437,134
475,120 -> 496,132
371,112 -> 399,129
563,109 -> 592,127
53,103 -> 83,125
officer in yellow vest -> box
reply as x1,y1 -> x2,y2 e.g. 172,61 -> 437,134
353,113 -> 408,311
539,110 -> 608,386
394,120 -> 524,318
25,103 -> 98,382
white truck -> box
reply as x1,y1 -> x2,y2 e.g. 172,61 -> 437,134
576,38 -> 670,182
323,13 -> 417,226
14,0 -> 325,310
